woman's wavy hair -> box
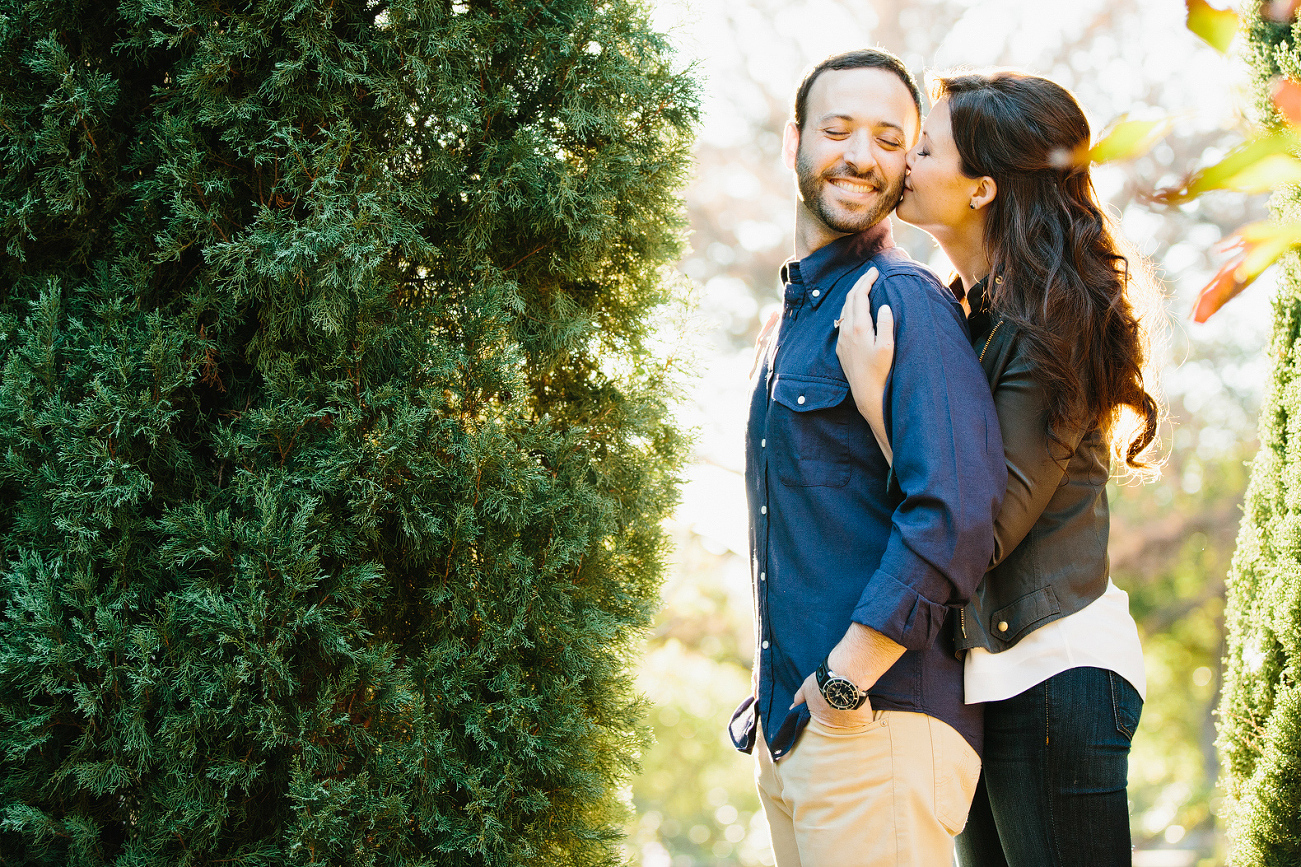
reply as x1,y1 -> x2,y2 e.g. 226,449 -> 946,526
935,71 -> 1162,472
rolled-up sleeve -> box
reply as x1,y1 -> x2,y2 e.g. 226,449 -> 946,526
850,273 -> 1006,650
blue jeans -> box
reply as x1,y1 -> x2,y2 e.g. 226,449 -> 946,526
955,666 -> 1143,867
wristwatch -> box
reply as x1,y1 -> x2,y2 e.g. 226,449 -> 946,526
815,658 -> 870,711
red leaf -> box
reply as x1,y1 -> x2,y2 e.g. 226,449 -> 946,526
1192,254 -> 1252,323
1273,78 -> 1301,129
1263,0 -> 1301,22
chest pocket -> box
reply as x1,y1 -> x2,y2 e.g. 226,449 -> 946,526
769,375 -> 852,488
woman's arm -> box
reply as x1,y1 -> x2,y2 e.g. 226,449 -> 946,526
835,267 -> 894,463
838,271 -> 1093,570
983,345 -> 1090,568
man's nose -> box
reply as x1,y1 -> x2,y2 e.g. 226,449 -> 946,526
843,132 -> 877,174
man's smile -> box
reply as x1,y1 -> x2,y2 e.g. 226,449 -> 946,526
826,175 -> 879,197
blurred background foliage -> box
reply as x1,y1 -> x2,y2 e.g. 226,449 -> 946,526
625,1 -> 1272,865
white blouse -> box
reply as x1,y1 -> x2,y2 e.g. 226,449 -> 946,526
964,579 -> 1146,704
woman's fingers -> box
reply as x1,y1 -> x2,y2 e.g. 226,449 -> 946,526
838,267 -> 878,330
874,303 -> 894,351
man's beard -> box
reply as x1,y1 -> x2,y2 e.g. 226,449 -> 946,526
795,147 -> 904,235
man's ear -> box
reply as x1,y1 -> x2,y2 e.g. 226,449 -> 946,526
971,176 -> 997,210
782,120 -> 800,172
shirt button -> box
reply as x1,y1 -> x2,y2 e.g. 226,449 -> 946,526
760,506 -> 767,515
811,289 -> 820,298
761,438 -> 766,447
998,621 -> 1009,632
797,395 -> 806,405
760,572 -> 766,581
762,640 -> 770,649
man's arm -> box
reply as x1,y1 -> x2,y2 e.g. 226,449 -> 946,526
790,623 -> 904,725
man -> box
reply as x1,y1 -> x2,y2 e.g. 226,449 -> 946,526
729,49 -> 1007,866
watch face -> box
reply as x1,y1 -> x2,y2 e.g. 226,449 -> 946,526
821,676 -> 862,710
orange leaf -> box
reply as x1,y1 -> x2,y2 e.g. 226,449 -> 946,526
1192,250 -> 1253,323
1273,78 -> 1301,129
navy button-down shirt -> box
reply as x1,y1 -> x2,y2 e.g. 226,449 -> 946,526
731,222 -> 1006,759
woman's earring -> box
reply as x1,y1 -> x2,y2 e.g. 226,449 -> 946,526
969,202 -> 977,209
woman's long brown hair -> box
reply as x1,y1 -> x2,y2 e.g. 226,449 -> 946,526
937,71 -> 1160,471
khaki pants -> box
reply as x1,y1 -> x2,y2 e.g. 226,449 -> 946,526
755,711 -> 980,867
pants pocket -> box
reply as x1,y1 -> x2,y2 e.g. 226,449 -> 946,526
933,718 -> 982,836
806,710 -> 887,738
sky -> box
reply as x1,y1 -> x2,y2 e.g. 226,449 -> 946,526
652,0 -> 1243,144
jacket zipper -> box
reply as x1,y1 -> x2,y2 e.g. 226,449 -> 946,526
979,318 -> 1004,363
960,607 -> 968,640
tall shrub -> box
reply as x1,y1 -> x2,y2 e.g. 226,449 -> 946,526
0,1 -> 697,865
1218,7 -> 1301,864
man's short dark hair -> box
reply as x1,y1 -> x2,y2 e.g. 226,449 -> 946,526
793,49 -> 923,130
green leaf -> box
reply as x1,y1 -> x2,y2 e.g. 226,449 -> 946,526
1089,117 -> 1173,164
1190,135 -> 1301,195
1238,219 -> 1301,276
1158,132 -> 1301,202
1216,152 -> 1301,192
1186,0 -> 1241,53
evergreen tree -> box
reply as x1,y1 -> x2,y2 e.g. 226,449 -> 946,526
1218,7 -> 1301,864
0,1 -> 697,864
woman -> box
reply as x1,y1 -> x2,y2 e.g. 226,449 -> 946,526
835,72 -> 1160,867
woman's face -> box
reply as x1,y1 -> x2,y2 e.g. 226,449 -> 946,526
896,99 -> 984,235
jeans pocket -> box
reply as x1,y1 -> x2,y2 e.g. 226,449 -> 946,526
1108,670 -> 1143,741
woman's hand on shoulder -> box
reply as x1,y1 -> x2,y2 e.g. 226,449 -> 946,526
835,267 -> 895,464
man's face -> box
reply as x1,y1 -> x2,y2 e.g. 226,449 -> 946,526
784,67 -> 919,244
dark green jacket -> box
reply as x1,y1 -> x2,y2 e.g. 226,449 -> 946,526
956,285 -> 1111,653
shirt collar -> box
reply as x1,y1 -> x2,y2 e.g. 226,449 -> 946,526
964,274 -> 991,315
959,274 -> 994,339
780,220 -> 895,311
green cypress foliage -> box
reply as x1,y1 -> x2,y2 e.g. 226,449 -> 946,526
1219,8 -> 1301,864
0,1 -> 697,864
